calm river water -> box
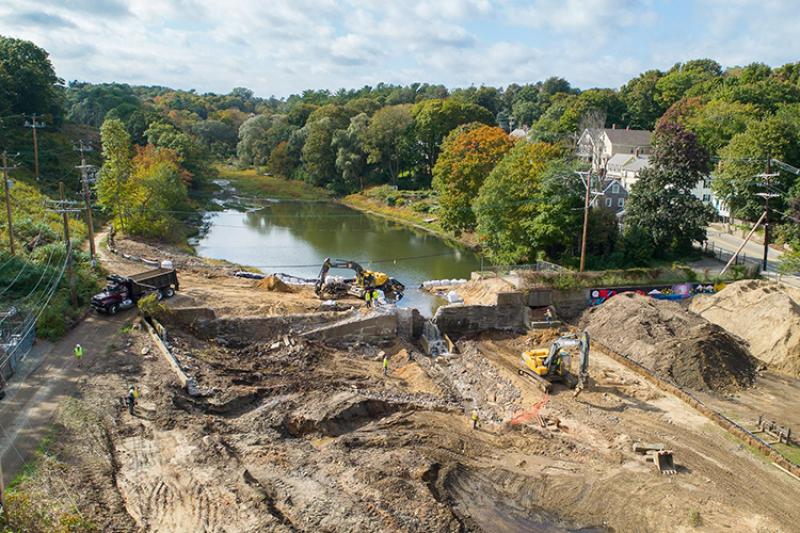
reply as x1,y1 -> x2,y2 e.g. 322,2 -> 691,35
193,200 -> 482,315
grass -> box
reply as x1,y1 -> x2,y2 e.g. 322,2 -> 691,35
773,442 -> 800,466
216,165 -> 331,201
342,186 -> 481,250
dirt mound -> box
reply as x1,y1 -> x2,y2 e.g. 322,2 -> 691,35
257,275 -> 293,292
690,280 -> 800,376
580,292 -> 757,392
456,277 -> 516,305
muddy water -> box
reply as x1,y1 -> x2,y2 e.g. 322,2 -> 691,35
193,200 -> 482,315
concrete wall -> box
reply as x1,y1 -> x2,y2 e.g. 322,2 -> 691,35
433,292 -> 528,338
184,312 -> 351,347
551,289 -> 590,319
302,311 -> 399,344
526,289 -> 553,307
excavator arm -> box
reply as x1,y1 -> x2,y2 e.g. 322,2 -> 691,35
315,258 -> 366,295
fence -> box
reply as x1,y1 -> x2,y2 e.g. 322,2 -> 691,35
0,311 -> 36,383
485,260 -> 567,275
702,241 -> 762,270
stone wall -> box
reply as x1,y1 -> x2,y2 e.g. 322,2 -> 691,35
551,289 -> 590,319
302,310 -> 399,344
432,292 -> 528,338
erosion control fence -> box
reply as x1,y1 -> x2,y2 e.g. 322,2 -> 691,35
0,310 -> 36,382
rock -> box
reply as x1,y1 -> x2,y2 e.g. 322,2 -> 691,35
141,347 -> 150,355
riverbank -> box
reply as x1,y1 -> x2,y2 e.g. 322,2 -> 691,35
215,165 -> 332,201
342,187 -> 481,251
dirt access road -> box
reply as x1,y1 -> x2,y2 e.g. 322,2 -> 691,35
0,310 -> 130,485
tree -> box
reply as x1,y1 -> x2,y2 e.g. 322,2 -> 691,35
267,141 -> 293,178
96,118 -> 133,229
432,124 -> 513,233
411,99 -> 494,182
716,114 -> 800,220
333,113 -> 370,193
192,119 -> 238,157
625,122 -> 715,255
473,143 -> 573,264
0,36 -> 64,122
237,114 -> 294,166
365,104 -> 415,185
145,121 -> 210,187
302,117 -> 338,187
621,70 -> 666,129
655,59 -> 722,109
124,145 -> 190,241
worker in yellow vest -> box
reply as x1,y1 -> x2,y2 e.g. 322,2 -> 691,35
471,409 -> 479,429
74,344 -> 83,359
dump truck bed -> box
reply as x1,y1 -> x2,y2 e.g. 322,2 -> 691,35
128,268 -> 179,293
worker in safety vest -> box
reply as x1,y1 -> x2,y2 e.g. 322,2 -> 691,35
364,290 -> 372,308
74,344 -> 83,359
371,288 -> 380,308
471,409 -> 479,429
383,354 -> 389,376
126,385 -> 136,416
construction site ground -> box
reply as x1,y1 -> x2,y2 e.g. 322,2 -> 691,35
4,237 -> 800,532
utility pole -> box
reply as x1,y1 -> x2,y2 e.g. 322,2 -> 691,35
754,157 -> 780,273
24,114 -> 45,181
76,141 -> 96,262
575,171 -> 604,272
48,183 -> 82,306
1,151 -> 16,255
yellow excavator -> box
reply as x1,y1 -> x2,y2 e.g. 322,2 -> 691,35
314,258 -> 405,301
519,332 -> 590,396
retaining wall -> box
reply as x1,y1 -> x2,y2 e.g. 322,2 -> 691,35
302,310 -> 399,344
433,291 -> 528,337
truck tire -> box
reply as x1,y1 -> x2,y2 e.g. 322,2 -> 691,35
163,287 -> 175,298
109,304 -> 119,315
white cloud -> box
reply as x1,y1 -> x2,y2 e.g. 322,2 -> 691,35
0,0 -> 797,97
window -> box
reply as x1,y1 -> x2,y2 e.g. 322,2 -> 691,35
618,198 -> 625,207
612,183 -> 620,194
605,198 -> 612,207
703,194 -> 711,202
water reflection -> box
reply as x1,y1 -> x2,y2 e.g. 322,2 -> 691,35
194,201 -> 482,315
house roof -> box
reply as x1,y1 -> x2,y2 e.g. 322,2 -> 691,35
623,156 -> 650,172
607,153 -> 635,167
599,178 -> 628,195
602,128 -> 652,147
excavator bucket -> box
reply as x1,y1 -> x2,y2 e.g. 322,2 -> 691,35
652,451 -> 676,475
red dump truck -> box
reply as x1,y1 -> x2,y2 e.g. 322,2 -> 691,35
91,267 -> 179,315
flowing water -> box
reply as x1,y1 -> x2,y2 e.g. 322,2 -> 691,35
193,200 -> 482,315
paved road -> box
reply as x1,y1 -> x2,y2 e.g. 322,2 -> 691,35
705,227 -> 800,288
0,311 -> 128,485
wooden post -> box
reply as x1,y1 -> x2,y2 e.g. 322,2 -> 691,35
59,182 -> 78,306
1,151 -> 14,256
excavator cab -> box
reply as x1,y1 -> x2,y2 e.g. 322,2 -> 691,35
519,332 -> 590,394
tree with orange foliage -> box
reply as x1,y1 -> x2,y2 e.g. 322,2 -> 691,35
432,124 -> 513,233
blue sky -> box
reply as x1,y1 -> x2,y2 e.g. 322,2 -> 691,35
0,0 -> 797,97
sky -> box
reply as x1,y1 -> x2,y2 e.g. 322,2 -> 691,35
0,0 -> 797,98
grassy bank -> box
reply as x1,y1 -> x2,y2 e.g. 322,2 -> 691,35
216,165 -> 331,201
342,186 -> 481,250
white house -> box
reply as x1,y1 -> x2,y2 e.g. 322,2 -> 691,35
577,127 -> 653,173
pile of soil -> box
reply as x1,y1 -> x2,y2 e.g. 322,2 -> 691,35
690,280 -> 800,376
580,292 -> 758,392
456,277 -> 516,305
256,274 -> 293,292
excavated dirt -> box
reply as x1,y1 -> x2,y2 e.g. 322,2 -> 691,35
690,280 -> 800,376
580,292 -> 758,392
256,275 -> 293,292
455,277 -> 517,305
32,235 -> 800,532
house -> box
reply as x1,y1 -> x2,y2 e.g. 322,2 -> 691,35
509,126 -> 529,141
592,177 -> 628,214
576,126 -> 653,173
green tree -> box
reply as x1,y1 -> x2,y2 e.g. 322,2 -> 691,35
302,117 -> 338,187
365,104 -> 415,185
237,114 -> 294,166
267,141 -> 293,178
432,124 -> 513,233
333,113 -> 370,193
620,69 -> 666,129
625,122 -> 715,255
145,121 -> 210,187
716,114 -> 800,220
0,36 -> 64,122
411,98 -> 494,182
96,118 -> 133,229
474,143 -> 574,263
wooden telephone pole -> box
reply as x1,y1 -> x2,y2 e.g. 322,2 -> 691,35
47,183 -> 81,306
754,157 -> 780,273
24,114 -> 45,181
76,141 -> 96,262
1,151 -> 16,256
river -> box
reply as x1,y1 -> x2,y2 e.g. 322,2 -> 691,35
192,199 -> 482,315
